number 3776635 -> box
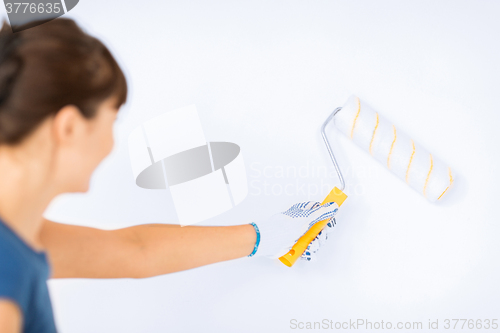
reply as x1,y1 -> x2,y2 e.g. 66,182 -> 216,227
5,2 -> 62,14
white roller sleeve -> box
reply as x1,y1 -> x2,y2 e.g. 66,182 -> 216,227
333,95 -> 453,202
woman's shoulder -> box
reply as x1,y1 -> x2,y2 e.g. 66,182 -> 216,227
0,228 -> 55,332
0,228 -> 47,312
0,220 -> 49,267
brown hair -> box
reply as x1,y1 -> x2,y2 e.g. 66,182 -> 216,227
0,18 -> 127,145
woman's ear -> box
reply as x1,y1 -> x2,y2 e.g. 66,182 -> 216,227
51,105 -> 86,146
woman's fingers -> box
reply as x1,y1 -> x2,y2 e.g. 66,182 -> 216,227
300,217 -> 337,261
307,203 -> 339,227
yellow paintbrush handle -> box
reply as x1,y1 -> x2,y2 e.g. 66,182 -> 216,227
278,187 -> 347,267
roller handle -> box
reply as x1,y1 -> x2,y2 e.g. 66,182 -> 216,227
278,187 -> 347,267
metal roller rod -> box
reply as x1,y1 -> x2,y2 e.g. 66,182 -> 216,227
321,107 -> 345,192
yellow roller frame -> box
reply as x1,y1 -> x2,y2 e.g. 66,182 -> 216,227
278,186 -> 347,267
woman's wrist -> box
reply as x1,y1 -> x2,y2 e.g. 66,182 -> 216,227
236,223 -> 258,258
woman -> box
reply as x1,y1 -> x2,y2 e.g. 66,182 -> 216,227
0,18 -> 338,332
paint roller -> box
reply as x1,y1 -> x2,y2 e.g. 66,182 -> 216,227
279,95 -> 454,267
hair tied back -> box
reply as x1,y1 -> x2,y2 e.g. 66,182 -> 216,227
0,28 -> 24,107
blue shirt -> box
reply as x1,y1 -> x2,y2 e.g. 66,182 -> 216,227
0,217 -> 57,333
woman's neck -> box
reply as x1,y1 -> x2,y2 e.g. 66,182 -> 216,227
0,143 -> 58,251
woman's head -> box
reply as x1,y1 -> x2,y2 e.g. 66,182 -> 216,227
0,18 -> 128,193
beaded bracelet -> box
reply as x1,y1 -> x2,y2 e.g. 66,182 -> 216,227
247,222 -> 260,257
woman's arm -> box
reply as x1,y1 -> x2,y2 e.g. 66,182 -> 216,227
39,220 -> 256,279
0,300 -> 21,333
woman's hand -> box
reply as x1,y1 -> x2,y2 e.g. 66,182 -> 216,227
300,217 -> 336,261
250,201 -> 339,259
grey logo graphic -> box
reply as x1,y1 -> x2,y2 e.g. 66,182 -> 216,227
128,105 -> 248,226
138,142 -> 241,190
3,0 -> 79,32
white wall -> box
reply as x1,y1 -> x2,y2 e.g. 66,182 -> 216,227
5,0 -> 499,331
